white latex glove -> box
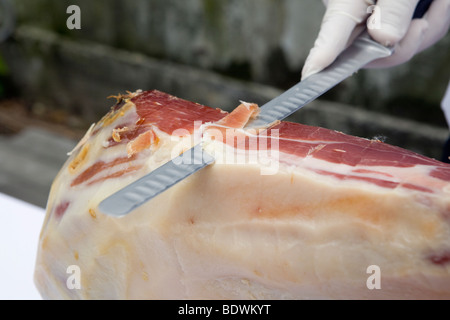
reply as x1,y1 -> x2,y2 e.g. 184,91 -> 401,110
302,0 -> 450,80
442,81 -> 450,127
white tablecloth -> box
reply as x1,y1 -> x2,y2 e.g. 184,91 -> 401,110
0,193 -> 45,300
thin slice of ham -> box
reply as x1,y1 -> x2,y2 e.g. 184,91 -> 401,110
34,90 -> 450,300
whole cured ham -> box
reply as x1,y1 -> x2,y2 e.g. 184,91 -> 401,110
34,90 -> 450,299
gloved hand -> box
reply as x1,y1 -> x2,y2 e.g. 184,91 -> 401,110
302,0 -> 450,80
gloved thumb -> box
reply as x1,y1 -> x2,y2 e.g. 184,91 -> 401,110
369,0 -> 420,46
366,18 -> 429,68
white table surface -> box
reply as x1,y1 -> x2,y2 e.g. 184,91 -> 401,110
0,193 -> 45,300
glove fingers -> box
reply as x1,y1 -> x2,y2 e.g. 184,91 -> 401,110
418,0 -> 450,52
367,0 -> 450,69
302,16 -> 359,79
369,0 -> 420,46
302,0 -> 370,80
366,19 -> 428,68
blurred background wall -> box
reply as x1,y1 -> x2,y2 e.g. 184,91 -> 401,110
0,0 -> 449,153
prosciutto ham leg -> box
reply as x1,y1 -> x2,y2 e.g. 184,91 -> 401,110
34,90 -> 450,299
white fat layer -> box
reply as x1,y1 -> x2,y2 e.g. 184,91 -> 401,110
67,123 -> 96,156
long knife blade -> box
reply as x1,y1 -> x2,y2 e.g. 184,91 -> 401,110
98,144 -> 215,217
246,33 -> 393,128
99,33 -> 393,217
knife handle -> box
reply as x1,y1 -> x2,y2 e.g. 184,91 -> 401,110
413,0 -> 434,19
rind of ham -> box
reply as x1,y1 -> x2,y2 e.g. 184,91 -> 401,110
34,90 -> 450,300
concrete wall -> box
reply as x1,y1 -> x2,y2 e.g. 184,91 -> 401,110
8,0 -> 450,125
12,0 -> 322,80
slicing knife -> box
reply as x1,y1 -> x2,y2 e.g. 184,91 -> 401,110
98,1 -> 433,217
